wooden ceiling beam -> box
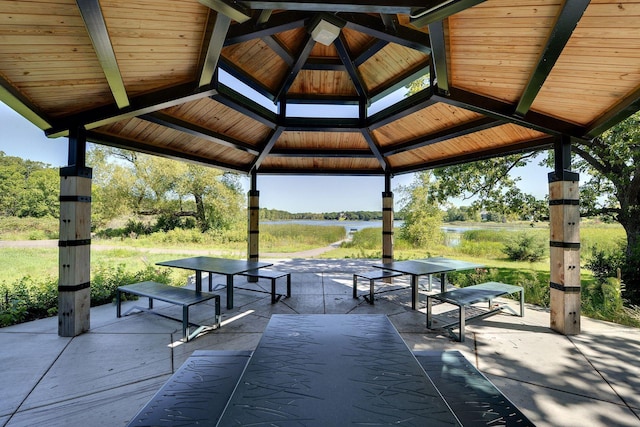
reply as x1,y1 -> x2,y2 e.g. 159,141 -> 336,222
515,0 -> 590,117
76,0 -> 129,109
382,117 -> 503,156
141,112 -> 260,156
46,82 -> 219,138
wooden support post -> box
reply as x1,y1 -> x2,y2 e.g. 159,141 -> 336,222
382,173 -> 394,264
548,136 -> 580,335
247,171 -> 259,282
58,165 -> 92,336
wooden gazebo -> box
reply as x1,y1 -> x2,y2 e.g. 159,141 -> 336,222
1,0 -> 639,337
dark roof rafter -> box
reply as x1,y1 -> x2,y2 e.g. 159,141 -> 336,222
242,1 -> 431,14
586,85 -> 640,138
433,87 -> 589,140
368,88 -> 436,130
360,129 -> 389,171
274,34 -> 316,101
409,0 -> 488,28
369,58 -> 429,104
334,35 -> 368,99
382,117 -> 503,156
46,82 -> 219,138
393,136 -> 556,174
268,149 -> 375,158
213,82 -> 278,128
198,11 -> 232,87
0,77 -> 52,130
252,126 -> 285,170
76,0 -> 129,109
514,0 -> 590,116
86,131 -> 249,173
427,20 -> 448,94
342,13 -> 431,54
224,11 -> 310,45
141,112 -> 260,156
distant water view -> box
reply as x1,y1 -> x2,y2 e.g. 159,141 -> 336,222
262,219 -> 404,234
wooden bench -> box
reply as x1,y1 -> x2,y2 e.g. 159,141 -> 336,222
414,350 -> 534,426
116,281 -> 221,342
126,350 -> 251,426
426,281 -> 524,342
352,270 -> 403,304
238,269 -> 291,303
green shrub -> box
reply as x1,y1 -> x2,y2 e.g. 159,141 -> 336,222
502,233 -> 546,262
585,244 -> 624,284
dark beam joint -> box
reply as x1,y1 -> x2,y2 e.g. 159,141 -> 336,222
76,0 -> 129,109
68,126 -> 87,168
342,14 -> 431,54
225,11 -> 310,45
410,0 -> 487,28
274,35 -> 316,102
515,0 -> 590,116
199,0 -> 251,23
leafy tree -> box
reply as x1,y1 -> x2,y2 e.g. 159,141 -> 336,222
0,152 -> 57,218
571,112 -> 640,304
397,171 -> 443,247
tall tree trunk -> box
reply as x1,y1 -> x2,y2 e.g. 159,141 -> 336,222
194,193 -> 207,232
619,205 -> 640,305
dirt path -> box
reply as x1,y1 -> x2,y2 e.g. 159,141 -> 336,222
0,239 -> 346,259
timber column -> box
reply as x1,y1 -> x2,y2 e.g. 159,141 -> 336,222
382,173 -> 394,263
549,135 -> 580,335
58,127 -> 92,337
247,171 -> 259,282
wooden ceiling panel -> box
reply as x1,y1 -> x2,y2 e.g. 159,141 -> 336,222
222,39 -> 289,92
276,131 -> 368,149
342,26 -> 375,55
387,123 -> 547,168
274,27 -> 308,54
359,43 -> 428,93
260,156 -> 380,171
448,1 -> 563,104
372,103 -> 483,147
288,69 -> 358,96
163,98 -> 273,145
101,0 -> 207,96
0,0 -> 112,116
96,117 -> 255,166
531,1 -> 640,125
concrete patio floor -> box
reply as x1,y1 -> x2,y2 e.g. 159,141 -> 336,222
1,258 -> 639,427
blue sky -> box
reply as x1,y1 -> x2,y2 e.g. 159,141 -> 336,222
0,101 -> 551,213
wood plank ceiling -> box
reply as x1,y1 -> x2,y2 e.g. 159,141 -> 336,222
1,0 -> 639,176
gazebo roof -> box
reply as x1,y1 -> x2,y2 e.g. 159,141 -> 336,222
1,0 -> 639,175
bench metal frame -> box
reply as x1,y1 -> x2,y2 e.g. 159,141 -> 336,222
427,282 -> 524,342
352,270 -> 403,304
238,269 -> 291,303
117,281 -> 221,342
